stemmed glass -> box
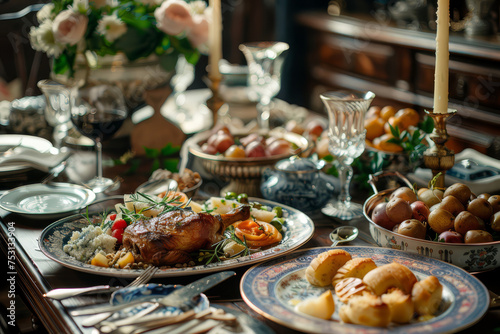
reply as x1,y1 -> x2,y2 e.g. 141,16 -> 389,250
239,41 -> 289,130
70,85 -> 127,193
171,54 -> 195,121
321,90 -> 375,220
37,79 -> 72,148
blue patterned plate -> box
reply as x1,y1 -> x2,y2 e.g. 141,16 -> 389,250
241,246 -> 489,334
38,198 -> 314,278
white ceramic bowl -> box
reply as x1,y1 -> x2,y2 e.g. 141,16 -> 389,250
364,187 -> 500,273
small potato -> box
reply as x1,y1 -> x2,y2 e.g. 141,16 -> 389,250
397,219 -> 427,239
464,230 -> 494,243
443,183 -> 472,205
428,209 -> 455,234
390,187 -> 417,204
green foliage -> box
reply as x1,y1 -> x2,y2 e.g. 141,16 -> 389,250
387,115 -> 434,163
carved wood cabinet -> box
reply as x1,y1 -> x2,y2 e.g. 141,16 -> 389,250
297,12 -> 500,158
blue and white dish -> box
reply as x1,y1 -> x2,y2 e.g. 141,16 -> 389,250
261,156 -> 335,212
38,198 -> 314,278
109,284 -> 209,318
241,246 -> 489,334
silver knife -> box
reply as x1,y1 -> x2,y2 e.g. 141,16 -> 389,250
71,271 -> 236,316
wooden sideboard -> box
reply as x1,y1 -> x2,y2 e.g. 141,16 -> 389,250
296,11 -> 500,158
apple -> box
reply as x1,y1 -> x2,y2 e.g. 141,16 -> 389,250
266,139 -> 291,156
201,143 -> 217,155
214,133 -> 235,153
305,120 -> 325,138
240,133 -> 264,147
438,231 -> 464,243
411,201 -> 430,222
245,141 -> 267,158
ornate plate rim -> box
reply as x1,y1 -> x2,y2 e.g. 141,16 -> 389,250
240,246 -> 489,334
38,198 -> 315,278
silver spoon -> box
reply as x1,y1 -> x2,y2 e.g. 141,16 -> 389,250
329,226 -> 359,247
135,178 -> 178,195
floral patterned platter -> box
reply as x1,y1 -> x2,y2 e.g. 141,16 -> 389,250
241,246 -> 489,334
38,198 -> 314,278
364,189 -> 500,272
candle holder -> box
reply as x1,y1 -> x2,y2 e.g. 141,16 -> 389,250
423,109 -> 457,188
205,75 -> 225,128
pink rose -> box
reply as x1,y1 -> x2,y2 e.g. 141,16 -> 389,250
154,0 -> 193,36
52,10 -> 88,45
187,15 -> 209,47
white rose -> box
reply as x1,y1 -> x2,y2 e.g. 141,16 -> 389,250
189,1 -> 207,15
73,0 -> 89,13
52,10 -> 88,46
30,21 -> 65,57
97,14 -> 127,42
36,3 -> 55,23
187,15 -> 208,48
154,0 -> 193,36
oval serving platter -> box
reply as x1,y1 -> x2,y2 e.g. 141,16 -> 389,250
38,198 -> 314,278
240,246 -> 489,334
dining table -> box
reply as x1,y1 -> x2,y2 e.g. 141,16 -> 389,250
1,133 -> 500,334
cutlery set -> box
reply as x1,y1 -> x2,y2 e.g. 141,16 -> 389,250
44,270 -> 236,333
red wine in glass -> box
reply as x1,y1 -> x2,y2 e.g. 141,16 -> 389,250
72,109 -> 127,142
70,85 -> 127,193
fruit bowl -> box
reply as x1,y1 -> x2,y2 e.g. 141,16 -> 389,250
188,128 -> 309,197
363,172 -> 500,273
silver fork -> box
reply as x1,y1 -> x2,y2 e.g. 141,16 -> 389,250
44,266 -> 159,300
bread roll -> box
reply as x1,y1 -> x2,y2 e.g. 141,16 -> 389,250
332,257 -> 377,286
363,262 -> 417,295
381,288 -> 414,324
305,249 -> 352,287
335,277 -> 368,303
339,293 -> 391,327
412,276 -> 443,315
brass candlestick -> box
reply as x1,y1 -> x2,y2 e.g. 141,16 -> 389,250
423,109 -> 457,188
205,75 -> 225,128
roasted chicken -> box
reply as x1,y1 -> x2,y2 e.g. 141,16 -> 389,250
122,205 -> 250,266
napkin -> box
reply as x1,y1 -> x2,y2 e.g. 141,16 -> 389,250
0,147 -> 71,173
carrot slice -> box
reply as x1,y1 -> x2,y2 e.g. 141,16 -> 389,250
232,219 -> 283,248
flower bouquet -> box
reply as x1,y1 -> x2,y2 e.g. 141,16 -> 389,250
30,0 -> 210,83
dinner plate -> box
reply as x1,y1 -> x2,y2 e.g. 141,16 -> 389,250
240,246 -> 489,334
38,198 -> 315,278
0,134 -> 53,175
0,183 -> 96,220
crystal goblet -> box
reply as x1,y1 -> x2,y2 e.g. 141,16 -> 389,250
239,41 -> 289,130
70,85 -> 127,193
37,79 -> 72,148
171,54 -> 195,121
321,90 -> 375,220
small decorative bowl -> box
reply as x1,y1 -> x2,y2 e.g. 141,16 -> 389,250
188,128 -> 309,197
364,171 -> 500,273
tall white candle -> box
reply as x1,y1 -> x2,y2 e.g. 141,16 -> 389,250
209,0 -> 222,80
433,0 -> 450,113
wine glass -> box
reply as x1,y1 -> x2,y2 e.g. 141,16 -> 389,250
171,54 -> 195,121
321,90 -> 375,220
37,79 -> 72,148
70,85 -> 127,193
239,41 -> 289,130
